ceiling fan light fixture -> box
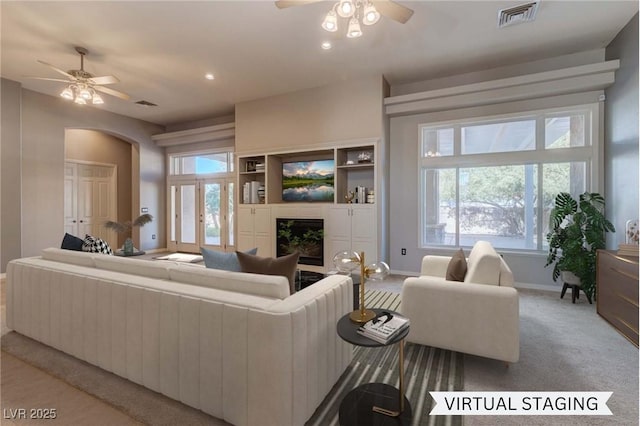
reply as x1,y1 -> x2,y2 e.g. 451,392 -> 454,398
79,86 -> 92,100
60,87 -> 74,100
337,0 -> 355,18
362,2 -> 380,25
322,9 -> 338,32
346,17 -> 362,38
92,94 -> 104,105
74,97 -> 87,105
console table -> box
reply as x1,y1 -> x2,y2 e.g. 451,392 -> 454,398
336,308 -> 412,425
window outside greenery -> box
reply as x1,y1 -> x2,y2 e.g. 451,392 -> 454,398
420,106 -> 594,251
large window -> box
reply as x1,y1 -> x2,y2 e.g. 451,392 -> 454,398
419,105 -> 596,251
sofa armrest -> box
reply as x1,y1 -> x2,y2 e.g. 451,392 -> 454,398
400,277 -> 519,362
420,255 -> 451,277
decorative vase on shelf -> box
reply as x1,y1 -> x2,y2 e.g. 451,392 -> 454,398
124,237 -> 134,256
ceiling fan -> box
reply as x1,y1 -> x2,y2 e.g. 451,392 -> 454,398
275,0 -> 414,27
26,46 -> 130,105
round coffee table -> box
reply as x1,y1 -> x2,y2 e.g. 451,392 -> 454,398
336,308 -> 412,425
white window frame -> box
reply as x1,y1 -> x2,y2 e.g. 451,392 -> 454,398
418,103 -> 600,252
168,148 -> 235,178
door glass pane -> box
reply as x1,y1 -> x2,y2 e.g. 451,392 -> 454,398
204,183 -> 221,246
181,185 -> 196,244
462,120 -> 535,154
228,183 -> 235,247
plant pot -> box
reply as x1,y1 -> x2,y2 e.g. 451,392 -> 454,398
561,270 -> 581,286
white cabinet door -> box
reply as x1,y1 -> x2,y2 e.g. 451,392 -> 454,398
326,204 -> 377,263
237,205 -> 272,256
351,205 -> 377,261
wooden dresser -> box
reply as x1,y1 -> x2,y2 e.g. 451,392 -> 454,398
596,250 -> 639,347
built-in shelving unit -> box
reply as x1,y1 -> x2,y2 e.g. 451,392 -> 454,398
237,143 -> 376,206
236,140 -> 380,272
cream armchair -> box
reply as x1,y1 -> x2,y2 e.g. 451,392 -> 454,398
400,241 -> 519,363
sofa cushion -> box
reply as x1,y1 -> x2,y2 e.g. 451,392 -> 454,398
168,263 -> 290,299
82,234 -> 114,255
237,251 -> 299,295
464,241 -> 501,286
201,246 -> 257,272
445,248 -> 467,281
94,255 -> 171,280
61,233 -> 85,251
42,247 -> 96,267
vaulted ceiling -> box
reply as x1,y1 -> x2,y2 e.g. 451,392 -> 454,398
1,1 -> 637,126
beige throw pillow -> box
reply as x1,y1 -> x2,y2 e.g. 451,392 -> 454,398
236,251 -> 300,295
446,248 -> 467,282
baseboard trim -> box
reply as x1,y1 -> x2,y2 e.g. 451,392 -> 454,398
514,282 -> 561,292
390,269 -> 420,277
389,271 -> 561,293
144,248 -> 168,254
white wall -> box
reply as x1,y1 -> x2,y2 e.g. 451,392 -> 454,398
1,79 -> 22,272
235,76 -> 384,153
1,83 -> 165,265
605,14 -> 639,249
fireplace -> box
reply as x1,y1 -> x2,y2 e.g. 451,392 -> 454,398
276,218 -> 324,266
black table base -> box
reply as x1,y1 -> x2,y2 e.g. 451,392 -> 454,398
339,383 -> 412,425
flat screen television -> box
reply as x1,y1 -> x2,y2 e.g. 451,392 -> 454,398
282,160 -> 335,202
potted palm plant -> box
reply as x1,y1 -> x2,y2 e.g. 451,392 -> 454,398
105,213 -> 153,256
545,192 -> 614,302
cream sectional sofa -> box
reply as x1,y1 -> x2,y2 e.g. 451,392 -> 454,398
6,248 -> 353,426
400,241 -> 519,363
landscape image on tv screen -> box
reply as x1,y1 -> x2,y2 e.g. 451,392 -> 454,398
282,160 -> 335,202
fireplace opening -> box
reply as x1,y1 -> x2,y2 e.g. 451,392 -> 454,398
276,218 -> 324,266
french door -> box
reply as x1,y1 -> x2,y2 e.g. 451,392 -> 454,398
168,179 -> 235,253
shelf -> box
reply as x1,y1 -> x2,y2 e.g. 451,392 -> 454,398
337,163 -> 374,170
239,171 -> 265,175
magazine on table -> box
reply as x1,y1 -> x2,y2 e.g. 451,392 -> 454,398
357,311 -> 409,344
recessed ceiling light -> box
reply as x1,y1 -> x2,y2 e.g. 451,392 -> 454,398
205,73 -> 215,80
321,41 -> 332,50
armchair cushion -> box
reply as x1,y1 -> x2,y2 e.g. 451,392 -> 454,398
445,249 -> 467,281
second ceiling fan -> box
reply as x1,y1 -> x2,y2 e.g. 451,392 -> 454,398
27,46 -> 130,105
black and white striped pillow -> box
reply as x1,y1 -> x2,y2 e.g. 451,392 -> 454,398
82,234 -> 114,255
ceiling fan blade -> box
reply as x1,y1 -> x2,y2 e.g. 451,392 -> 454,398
372,0 -> 414,24
89,75 -> 120,85
23,77 -> 73,83
275,0 -> 322,9
37,60 -> 76,80
94,85 -> 131,101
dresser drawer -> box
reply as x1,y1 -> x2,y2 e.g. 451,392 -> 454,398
597,250 -> 639,347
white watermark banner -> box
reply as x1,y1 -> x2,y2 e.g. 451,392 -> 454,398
430,392 -> 612,416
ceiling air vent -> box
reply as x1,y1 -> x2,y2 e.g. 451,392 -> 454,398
135,100 -> 158,107
498,1 -> 539,28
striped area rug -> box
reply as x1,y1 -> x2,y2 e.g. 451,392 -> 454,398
306,289 -> 463,426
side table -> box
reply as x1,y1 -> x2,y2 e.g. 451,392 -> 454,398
336,308 -> 412,425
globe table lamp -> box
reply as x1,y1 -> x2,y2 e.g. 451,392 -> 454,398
333,250 -> 390,323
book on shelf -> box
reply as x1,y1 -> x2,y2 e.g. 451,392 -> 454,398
356,312 -> 409,344
618,243 -> 639,257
